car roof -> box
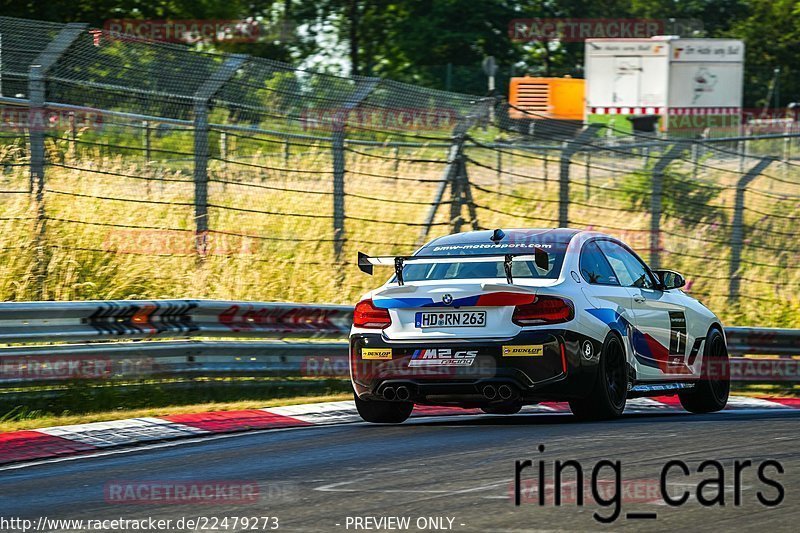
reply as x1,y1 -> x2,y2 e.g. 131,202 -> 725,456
422,228 -> 582,249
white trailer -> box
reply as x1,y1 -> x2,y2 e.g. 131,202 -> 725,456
584,37 -> 745,135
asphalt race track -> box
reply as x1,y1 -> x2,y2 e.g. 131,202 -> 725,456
1,409 -> 797,532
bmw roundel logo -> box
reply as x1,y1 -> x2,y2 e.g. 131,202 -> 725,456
442,294 -> 453,305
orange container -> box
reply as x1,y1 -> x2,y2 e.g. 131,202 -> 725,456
508,77 -> 585,121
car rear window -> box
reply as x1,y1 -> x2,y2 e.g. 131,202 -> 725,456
402,242 -> 567,281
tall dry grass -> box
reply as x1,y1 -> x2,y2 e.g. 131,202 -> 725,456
0,131 -> 797,327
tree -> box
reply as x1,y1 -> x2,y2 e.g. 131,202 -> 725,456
2,0 -> 797,106
630,0 -> 749,35
725,0 -> 800,108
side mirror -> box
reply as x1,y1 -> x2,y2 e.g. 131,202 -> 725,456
654,269 -> 685,290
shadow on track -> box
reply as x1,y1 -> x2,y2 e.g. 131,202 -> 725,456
403,408 -> 800,429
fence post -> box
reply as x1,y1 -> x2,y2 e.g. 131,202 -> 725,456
738,135 -> 748,174
28,63 -> 45,196
584,151 -> 591,199
331,131 -> 346,260
219,130 -> 227,177
558,124 -> 601,227
143,120 -> 151,163
543,152 -> 548,184
496,148 -> 502,189
28,23 -> 87,194
419,134 -> 462,244
649,142 -> 689,270
193,103 -> 210,255
192,54 -> 247,256
449,152 -> 465,232
29,64 -> 47,297
68,111 -> 76,160
330,77 -> 379,262
783,120 -> 791,173
459,155 -> 479,232
447,150 -> 479,234
27,23 -> 87,298
729,157 -> 774,304
418,121 -> 470,245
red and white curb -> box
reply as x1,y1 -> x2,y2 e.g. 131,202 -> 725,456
2,396 -> 798,466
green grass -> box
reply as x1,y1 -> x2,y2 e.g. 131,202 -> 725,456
0,378 -> 353,431
0,390 -> 352,432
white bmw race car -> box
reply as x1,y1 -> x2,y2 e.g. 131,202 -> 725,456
350,228 -> 730,423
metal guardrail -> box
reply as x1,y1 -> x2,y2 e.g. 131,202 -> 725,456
724,327 -> 800,357
0,299 -> 352,343
0,300 -> 796,385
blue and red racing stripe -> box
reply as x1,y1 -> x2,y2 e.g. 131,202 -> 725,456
586,308 -> 691,373
372,292 -> 536,309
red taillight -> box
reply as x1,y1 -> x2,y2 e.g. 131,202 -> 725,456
353,299 -> 392,329
512,296 -> 574,326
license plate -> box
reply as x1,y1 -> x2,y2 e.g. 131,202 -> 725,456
415,311 -> 486,328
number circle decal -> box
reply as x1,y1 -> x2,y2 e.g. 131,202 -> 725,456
582,340 -> 594,360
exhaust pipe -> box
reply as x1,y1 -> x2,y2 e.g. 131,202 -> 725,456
383,387 -> 396,401
482,385 -> 497,400
396,386 -> 410,401
498,385 -> 513,400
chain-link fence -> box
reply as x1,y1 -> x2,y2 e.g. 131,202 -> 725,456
0,16 -> 798,326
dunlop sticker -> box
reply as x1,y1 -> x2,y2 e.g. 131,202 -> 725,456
502,345 -> 544,357
361,348 -> 392,360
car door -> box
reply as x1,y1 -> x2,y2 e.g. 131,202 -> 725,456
578,240 -> 636,348
595,239 -> 694,380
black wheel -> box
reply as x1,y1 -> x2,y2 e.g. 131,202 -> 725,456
480,403 -> 522,415
569,335 -> 627,420
354,391 -> 413,423
679,328 -> 729,413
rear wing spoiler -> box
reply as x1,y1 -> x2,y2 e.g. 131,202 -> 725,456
357,249 -> 549,285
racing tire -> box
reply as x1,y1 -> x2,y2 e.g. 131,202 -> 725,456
354,392 -> 413,423
569,334 -> 627,420
678,328 -> 729,414
480,403 -> 522,415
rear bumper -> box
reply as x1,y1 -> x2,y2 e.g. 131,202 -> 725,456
350,329 -> 603,405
